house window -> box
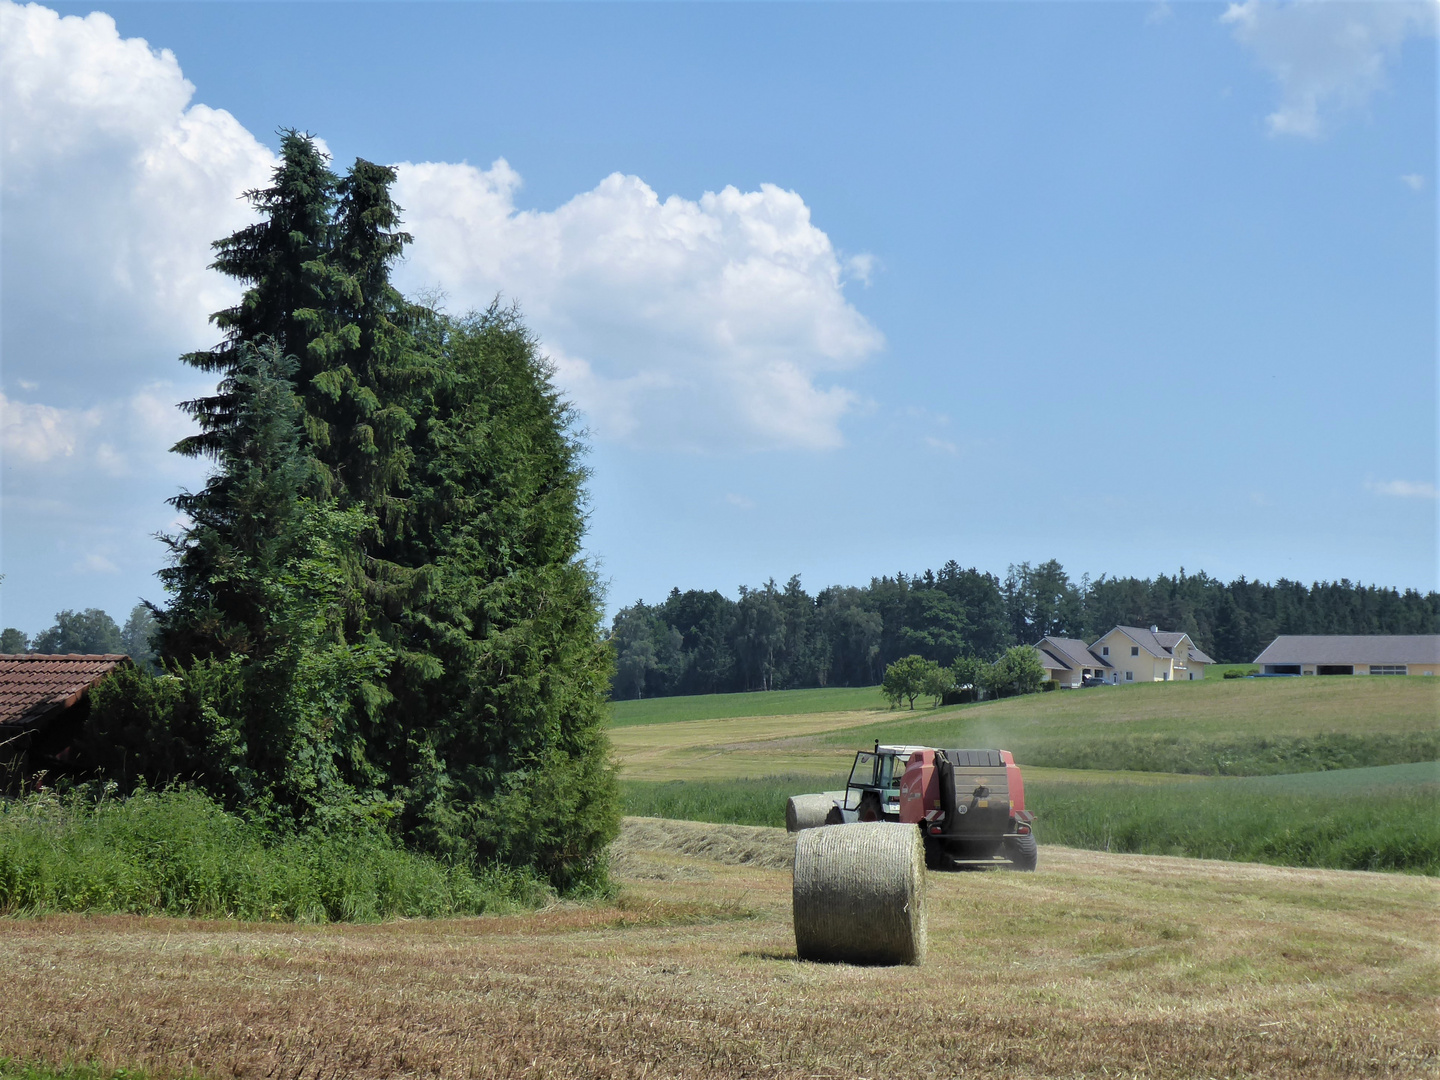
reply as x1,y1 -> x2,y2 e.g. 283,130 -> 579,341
1369,665 -> 1407,676
1125,671 -> 1134,681
1131,646 -> 1139,656
1102,646 -> 1109,656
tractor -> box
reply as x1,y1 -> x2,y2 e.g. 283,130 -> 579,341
821,742 -> 1036,870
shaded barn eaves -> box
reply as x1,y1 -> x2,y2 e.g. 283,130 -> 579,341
0,654 -> 131,731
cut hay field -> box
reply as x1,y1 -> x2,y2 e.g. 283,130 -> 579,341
610,684 -> 890,727
3,817 -> 1435,1079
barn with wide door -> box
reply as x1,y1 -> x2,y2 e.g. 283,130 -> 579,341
1252,635 -> 1440,676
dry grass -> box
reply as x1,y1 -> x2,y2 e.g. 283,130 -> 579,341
610,708 -> 890,780
3,817 -> 1435,1080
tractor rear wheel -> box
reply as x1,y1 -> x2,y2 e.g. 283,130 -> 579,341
857,792 -> 882,822
1002,834 -> 1038,871
824,805 -> 844,826
923,836 -> 954,871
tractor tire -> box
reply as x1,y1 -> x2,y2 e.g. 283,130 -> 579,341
1002,834 -> 1038,871
923,836 -> 954,871
857,792 -> 882,823
824,805 -> 844,826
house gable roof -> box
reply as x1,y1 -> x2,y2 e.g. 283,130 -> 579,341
0,654 -> 130,729
1095,627 -> 1215,665
1253,635 -> 1440,666
1037,636 -> 1111,671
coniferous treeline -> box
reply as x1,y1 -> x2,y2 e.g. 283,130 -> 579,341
607,560 -> 1440,699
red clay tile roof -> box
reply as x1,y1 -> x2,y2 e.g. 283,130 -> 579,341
0,654 -> 130,727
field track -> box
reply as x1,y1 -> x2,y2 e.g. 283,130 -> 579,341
4,817 -> 1435,1080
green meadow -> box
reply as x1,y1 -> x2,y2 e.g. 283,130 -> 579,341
613,676 -> 1440,873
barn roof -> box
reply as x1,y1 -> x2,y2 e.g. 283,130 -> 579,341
0,654 -> 130,729
1253,635 -> 1440,666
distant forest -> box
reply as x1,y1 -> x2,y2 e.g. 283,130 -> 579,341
607,561 -> 1440,699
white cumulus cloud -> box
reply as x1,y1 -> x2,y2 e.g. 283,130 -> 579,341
1222,0 -> 1438,137
0,386 -> 200,476
0,0 -> 276,380
0,392 -> 94,463
392,161 -> 883,451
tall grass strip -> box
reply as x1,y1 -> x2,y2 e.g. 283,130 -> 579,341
0,789 -> 550,920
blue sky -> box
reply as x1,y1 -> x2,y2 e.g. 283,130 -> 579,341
1,1 -> 1436,636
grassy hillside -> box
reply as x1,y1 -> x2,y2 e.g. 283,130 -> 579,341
836,674 -> 1440,743
823,676 -> 1440,774
610,685 -> 887,727
611,676 -> 1440,872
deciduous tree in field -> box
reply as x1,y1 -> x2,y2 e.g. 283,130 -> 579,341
882,654 -> 934,710
983,645 -> 1047,699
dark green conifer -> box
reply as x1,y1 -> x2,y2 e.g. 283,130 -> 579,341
176,131 -> 338,463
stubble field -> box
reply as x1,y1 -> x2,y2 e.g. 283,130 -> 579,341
3,817 -> 1436,1079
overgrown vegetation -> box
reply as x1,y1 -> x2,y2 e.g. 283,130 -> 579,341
0,1063 -> 158,1080
0,787 -> 549,920
6,132 -> 618,896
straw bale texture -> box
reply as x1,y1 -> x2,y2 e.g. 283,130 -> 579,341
785,792 -> 841,832
792,821 -> 926,966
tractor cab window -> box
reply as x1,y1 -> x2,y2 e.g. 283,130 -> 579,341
847,752 -> 878,790
876,752 -> 907,797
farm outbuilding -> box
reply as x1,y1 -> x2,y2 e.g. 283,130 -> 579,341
0,653 -> 130,788
1252,635 -> 1440,676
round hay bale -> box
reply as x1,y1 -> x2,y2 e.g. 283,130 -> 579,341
786,793 -> 837,833
792,820 -> 926,966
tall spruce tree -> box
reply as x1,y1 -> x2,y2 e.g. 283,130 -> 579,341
138,342 -> 391,824
149,131 -> 616,885
177,132 -> 338,464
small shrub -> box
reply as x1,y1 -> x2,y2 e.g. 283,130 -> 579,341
1041,680 -> 1059,692
1224,668 -> 1259,679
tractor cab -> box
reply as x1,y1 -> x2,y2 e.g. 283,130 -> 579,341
828,743 -> 931,824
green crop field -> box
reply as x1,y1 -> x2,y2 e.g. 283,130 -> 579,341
611,675 -> 1440,873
